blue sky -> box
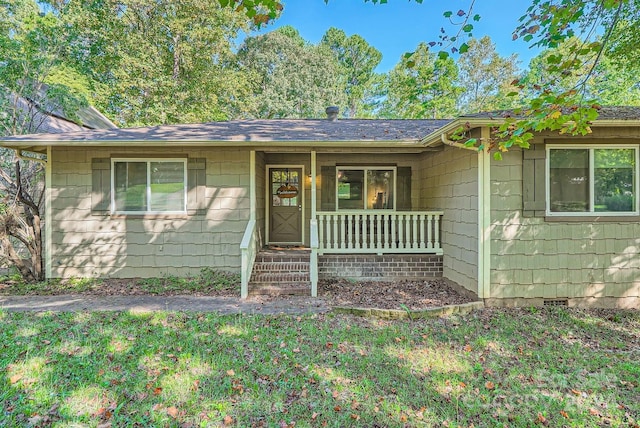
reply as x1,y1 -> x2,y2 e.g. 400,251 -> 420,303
256,0 -> 540,73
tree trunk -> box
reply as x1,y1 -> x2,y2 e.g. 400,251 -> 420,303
0,235 -> 36,282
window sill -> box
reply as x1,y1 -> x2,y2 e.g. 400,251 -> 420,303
110,213 -> 189,220
545,215 -> 640,222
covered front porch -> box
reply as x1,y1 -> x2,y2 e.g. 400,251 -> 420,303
239,149 -> 446,298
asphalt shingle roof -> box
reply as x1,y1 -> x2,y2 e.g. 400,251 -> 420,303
1,119 -> 452,143
460,106 -> 640,121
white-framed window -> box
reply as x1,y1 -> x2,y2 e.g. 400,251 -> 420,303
111,158 -> 187,214
336,167 -> 396,210
546,145 -> 639,216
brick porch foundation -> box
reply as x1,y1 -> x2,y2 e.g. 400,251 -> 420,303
318,254 -> 443,281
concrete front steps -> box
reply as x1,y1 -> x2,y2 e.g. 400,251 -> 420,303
248,250 -> 312,296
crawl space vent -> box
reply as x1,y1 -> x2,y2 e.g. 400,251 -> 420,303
543,299 -> 568,307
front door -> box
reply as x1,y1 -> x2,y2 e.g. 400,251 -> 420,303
269,167 -> 303,244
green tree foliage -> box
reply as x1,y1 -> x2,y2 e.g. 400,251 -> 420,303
237,26 -> 346,118
47,0 -> 253,126
320,27 -> 382,118
0,0 -> 88,136
523,37 -> 640,107
356,72 -> 388,118
382,43 -> 462,119
457,36 -> 521,114
483,0 -> 638,155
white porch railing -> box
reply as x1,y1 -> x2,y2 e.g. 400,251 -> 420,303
240,219 -> 258,299
316,211 -> 443,255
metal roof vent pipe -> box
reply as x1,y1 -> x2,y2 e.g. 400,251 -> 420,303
325,106 -> 339,121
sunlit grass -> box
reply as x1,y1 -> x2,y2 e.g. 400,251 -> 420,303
0,309 -> 638,427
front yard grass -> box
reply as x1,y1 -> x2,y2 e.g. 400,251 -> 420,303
1,308 -> 638,427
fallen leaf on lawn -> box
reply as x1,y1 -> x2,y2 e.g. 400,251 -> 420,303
280,342 -> 286,348
28,416 -> 43,426
191,379 -> 200,391
400,414 -> 408,422
536,413 -> 548,425
560,410 -> 569,419
292,348 -> 300,353
9,374 -> 22,384
311,412 -> 319,420
485,381 -> 495,390
223,415 -> 234,425
97,422 -> 112,428
350,414 -> 360,420
570,389 -> 581,395
589,408 -> 600,416
153,387 -> 163,396
42,340 -> 51,345
333,406 -> 341,412
332,390 -> 339,399
226,369 -> 235,376
166,407 -> 179,419
325,342 -> 333,349
350,400 -> 360,410
374,406 -> 379,413
463,344 -> 473,352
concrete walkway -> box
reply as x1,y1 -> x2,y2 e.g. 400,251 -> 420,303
0,294 -> 330,315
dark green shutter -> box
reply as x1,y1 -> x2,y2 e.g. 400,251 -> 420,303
396,166 -> 412,210
522,145 -> 546,217
187,158 -> 206,215
321,165 -> 335,211
91,158 -> 111,215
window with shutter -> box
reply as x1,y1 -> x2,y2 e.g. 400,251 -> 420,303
320,165 -> 336,211
91,157 -> 205,215
522,145 -> 546,217
91,158 -> 111,215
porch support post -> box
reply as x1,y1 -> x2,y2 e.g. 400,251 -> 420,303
250,150 -> 256,221
478,127 -> 491,299
310,150 -> 318,297
45,146 -> 52,280
310,151 -> 317,217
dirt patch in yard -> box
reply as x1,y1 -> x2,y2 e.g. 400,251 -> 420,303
0,276 -> 476,310
318,277 -> 476,310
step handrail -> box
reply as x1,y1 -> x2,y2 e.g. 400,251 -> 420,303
240,219 -> 257,299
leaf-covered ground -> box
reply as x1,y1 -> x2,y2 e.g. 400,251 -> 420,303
1,308 -> 638,427
0,275 -> 475,310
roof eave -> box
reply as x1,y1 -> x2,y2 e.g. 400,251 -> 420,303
420,118 -> 490,147
420,117 -> 640,148
0,138 -> 427,151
